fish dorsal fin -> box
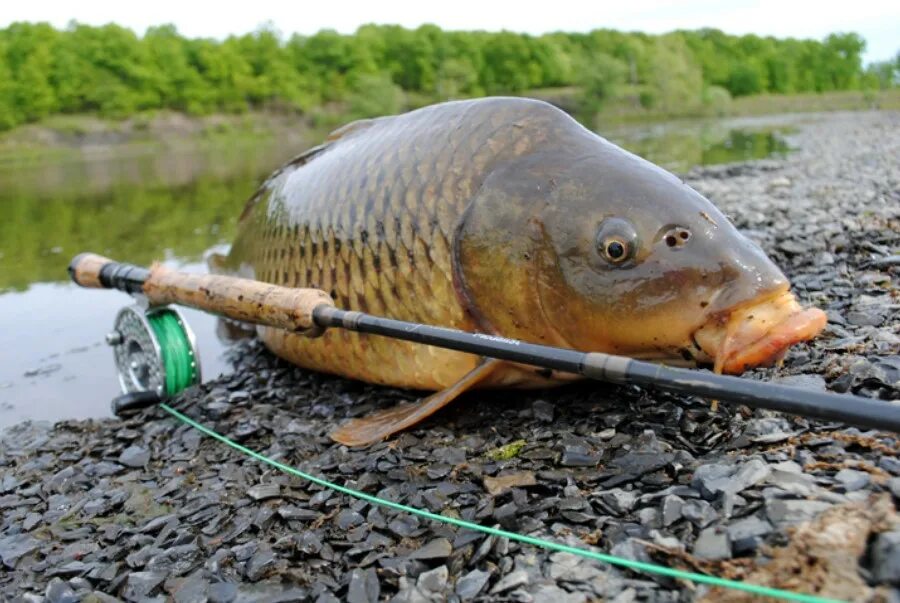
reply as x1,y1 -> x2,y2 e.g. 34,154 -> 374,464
330,359 -> 501,446
238,118 -> 381,222
324,117 -> 379,142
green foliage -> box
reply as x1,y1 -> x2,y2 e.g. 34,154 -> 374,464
578,52 -> 627,115
347,72 -> 404,119
646,34 -> 704,113
702,85 -> 732,116
0,21 -> 889,131
863,52 -> 899,90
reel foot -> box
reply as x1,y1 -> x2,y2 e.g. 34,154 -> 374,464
111,391 -> 162,416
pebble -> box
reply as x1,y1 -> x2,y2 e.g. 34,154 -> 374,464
483,471 -> 537,496
834,469 -> 870,492
532,584 -> 587,603
244,549 -> 276,581
122,571 -> 166,600
44,578 -> 78,603
766,499 -> 833,524
660,495 -> 684,526
693,527 -> 731,560
872,531 -> 900,584
408,538 -> 452,560
118,445 -> 150,468
455,569 -> 491,600
347,567 -> 380,603
416,565 -> 448,595
681,499 -> 718,528
489,569 -> 529,594
598,488 -> 638,514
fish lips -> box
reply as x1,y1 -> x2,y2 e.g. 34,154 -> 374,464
692,289 -> 827,375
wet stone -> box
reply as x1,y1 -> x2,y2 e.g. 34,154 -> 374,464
208,582 -> 238,603
408,537 -> 452,561
872,531 -> 900,584
681,499 -> 718,528
766,499 -> 833,525
118,445 -> 150,468
172,574 -> 210,603
560,446 -> 600,467
661,495 -> 684,527
347,567 -> 380,603
693,527 -> 731,560
533,584 -> 588,603
244,549 -> 277,581
0,533 -> 41,568
416,565 -> 449,594
337,509 -> 365,529
490,569 -> 529,594
122,571 -> 166,600
532,400 -> 555,422
598,489 -> 638,515
455,569 -> 490,600
246,484 -> 281,501
834,468 -> 870,492
44,578 -> 78,603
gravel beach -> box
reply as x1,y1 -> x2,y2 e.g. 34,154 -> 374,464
1,110 -> 898,602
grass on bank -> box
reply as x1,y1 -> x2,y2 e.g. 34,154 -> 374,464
1,88 -> 898,164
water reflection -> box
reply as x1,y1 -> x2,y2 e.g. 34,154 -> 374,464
0,115 -> 798,429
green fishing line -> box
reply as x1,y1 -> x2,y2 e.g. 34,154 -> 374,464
147,311 -> 196,396
159,403 -> 844,603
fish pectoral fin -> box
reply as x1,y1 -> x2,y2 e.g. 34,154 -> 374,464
330,359 -> 501,447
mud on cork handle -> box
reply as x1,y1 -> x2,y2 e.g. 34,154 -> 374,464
68,253 -> 335,335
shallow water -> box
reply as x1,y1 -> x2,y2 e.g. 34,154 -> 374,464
0,114 -> 800,429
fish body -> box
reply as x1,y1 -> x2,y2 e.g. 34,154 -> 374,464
217,97 -> 826,444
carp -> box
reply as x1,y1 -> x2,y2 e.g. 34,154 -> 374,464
213,97 -> 826,445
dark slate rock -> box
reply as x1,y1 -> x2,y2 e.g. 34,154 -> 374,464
244,549 -> 277,582
834,468 -> 870,492
489,569 -> 529,594
173,574 -> 210,603
44,578 -> 79,603
455,569 -> 491,600
693,527 -> 731,560
118,445 -> 150,468
346,567 -> 380,603
408,538 -> 452,561
208,582 -> 238,603
122,571 -> 166,600
872,531 -> 900,584
246,484 -> 281,501
0,533 -> 41,568
766,499 -> 832,524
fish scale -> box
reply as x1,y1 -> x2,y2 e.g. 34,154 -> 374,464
220,98 -> 562,389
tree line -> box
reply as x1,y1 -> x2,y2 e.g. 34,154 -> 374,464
0,21 -> 897,130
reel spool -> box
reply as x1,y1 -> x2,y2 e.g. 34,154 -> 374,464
106,306 -> 201,398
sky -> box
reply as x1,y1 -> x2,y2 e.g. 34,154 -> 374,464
2,0 -> 898,63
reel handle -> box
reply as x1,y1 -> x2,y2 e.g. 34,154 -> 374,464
69,253 -> 335,336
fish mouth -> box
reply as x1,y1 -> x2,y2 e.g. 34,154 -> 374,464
692,288 -> 827,375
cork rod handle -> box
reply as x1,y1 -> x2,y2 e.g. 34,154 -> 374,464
144,265 -> 334,335
68,253 -> 335,335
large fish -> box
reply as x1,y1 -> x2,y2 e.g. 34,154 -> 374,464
214,97 -> 826,446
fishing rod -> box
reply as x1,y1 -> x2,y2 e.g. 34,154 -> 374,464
69,252 -> 900,434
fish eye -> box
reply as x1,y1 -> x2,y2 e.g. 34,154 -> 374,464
596,218 -> 638,265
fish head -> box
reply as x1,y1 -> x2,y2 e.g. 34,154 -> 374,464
457,140 -> 826,374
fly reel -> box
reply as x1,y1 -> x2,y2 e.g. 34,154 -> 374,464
106,306 -> 201,400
